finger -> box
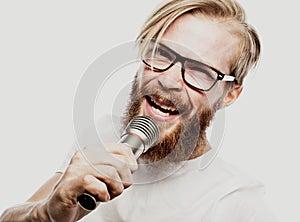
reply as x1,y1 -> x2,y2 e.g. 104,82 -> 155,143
84,144 -> 138,175
93,165 -> 125,199
106,154 -> 134,188
105,144 -> 138,171
82,175 -> 110,202
77,145 -> 136,190
89,153 -> 135,187
82,144 -> 137,171
72,148 -> 133,191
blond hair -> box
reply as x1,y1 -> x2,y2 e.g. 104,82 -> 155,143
137,0 -> 261,85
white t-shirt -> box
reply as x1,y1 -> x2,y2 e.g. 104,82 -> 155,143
60,116 -> 278,221
70,153 -> 276,222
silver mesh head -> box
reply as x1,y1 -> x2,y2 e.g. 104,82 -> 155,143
121,116 -> 159,151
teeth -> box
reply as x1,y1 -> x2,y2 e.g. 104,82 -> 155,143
161,105 -> 176,112
150,98 -> 176,112
152,106 -> 170,116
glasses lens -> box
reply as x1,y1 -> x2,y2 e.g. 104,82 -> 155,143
142,40 -> 221,91
143,42 -> 176,70
184,60 -> 218,91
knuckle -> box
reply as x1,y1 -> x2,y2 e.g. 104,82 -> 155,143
82,174 -> 93,186
98,186 -> 109,196
117,160 -> 128,169
110,183 -> 124,197
122,145 -> 133,155
123,180 -> 133,188
130,162 -> 138,172
103,143 -> 114,152
105,167 -> 119,181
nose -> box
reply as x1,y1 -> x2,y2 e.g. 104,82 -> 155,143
157,62 -> 184,92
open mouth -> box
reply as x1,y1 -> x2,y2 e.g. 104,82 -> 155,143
145,95 -> 180,120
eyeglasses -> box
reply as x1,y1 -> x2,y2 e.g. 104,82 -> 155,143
142,40 -> 236,92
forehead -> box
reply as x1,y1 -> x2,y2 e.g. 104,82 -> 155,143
161,14 -> 240,74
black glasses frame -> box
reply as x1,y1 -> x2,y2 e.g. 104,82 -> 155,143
142,41 -> 236,92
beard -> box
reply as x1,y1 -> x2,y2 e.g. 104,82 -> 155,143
121,73 -> 218,164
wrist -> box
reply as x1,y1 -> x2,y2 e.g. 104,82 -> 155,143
29,201 -> 51,222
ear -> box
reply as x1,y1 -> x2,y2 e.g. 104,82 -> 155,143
223,85 -> 243,107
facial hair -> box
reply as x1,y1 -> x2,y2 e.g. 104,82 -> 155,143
121,73 -> 216,164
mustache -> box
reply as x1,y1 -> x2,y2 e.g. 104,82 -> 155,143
136,84 -> 192,115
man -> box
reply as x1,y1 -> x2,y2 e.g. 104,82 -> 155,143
0,0 -> 277,221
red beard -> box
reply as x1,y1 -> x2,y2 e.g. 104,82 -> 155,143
121,74 -> 216,164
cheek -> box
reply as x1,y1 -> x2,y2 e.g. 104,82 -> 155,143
189,89 -> 220,115
188,90 -> 208,117
205,84 -> 225,107
137,65 -> 158,87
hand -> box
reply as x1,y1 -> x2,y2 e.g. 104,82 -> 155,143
39,144 -> 138,222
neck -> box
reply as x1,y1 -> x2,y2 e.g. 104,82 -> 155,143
188,137 -> 212,160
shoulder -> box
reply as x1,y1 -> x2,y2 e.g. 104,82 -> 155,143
180,157 -> 266,203
206,157 -> 264,190
202,158 -> 273,221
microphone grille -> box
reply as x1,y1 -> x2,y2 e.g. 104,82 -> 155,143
124,116 -> 159,150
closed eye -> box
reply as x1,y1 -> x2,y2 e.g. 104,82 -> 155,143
156,48 -> 173,60
188,65 -> 215,80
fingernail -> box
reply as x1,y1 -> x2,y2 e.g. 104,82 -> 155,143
105,193 -> 110,201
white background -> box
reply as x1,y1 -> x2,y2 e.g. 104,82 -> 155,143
0,1 -> 299,221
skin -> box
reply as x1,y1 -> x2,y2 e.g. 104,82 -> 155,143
0,14 -> 243,222
137,14 -> 242,149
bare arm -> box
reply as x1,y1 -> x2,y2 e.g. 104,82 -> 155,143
0,144 -> 137,222
27,173 -> 62,202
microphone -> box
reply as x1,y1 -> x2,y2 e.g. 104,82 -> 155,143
77,116 -> 159,211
